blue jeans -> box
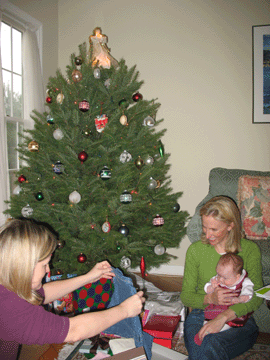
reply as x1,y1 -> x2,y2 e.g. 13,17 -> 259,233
104,268 -> 153,360
184,309 -> 258,360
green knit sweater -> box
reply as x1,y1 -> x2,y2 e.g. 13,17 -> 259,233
180,239 -> 263,318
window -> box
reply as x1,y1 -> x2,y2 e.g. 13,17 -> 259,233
1,19 -> 24,195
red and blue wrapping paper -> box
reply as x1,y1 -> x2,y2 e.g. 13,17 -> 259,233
73,278 -> 114,314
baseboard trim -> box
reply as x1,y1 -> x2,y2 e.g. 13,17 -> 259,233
129,265 -> 184,276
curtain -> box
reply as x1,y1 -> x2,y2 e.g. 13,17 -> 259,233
0,12 -> 9,226
0,13 -> 44,226
23,27 -> 45,129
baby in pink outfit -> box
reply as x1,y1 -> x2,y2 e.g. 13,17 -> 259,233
194,253 -> 254,346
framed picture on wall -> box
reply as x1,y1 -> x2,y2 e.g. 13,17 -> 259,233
253,24 -> 270,123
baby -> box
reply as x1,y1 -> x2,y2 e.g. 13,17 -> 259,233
194,253 -> 254,346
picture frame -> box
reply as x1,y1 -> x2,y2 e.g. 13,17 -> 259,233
253,24 -> 270,123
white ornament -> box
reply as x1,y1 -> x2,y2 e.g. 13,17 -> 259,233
56,93 -> 64,104
13,185 -> 21,195
154,244 -> 166,255
102,221 -> 111,233
104,79 -> 111,88
119,150 -> 132,163
21,204 -> 33,217
94,68 -> 101,79
120,114 -> 128,125
53,129 -> 64,140
120,256 -> 131,269
69,190 -> 81,204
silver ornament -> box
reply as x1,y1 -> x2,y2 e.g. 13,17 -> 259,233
145,155 -> 154,165
119,150 -> 132,163
148,177 -> 157,190
94,68 -> 101,79
143,116 -> 155,127
21,204 -> 33,217
120,256 -> 131,269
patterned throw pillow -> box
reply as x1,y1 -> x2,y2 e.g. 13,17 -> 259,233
73,278 -> 114,314
237,175 -> 270,240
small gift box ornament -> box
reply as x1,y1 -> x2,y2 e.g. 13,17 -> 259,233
95,114 -> 108,132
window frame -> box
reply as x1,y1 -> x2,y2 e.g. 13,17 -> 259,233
1,2 -> 43,198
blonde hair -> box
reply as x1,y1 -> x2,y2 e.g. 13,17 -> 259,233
200,196 -> 242,253
217,253 -> 243,275
0,218 -> 57,305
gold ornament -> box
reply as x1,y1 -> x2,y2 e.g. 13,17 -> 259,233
120,114 -> 128,125
56,92 -> 64,104
72,69 -> 83,83
135,156 -> 144,169
28,140 -> 39,152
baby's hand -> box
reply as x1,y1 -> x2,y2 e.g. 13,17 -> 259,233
211,277 -> 220,288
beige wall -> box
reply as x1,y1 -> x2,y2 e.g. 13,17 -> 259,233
8,0 -> 270,273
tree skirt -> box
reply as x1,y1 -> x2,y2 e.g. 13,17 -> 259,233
172,337 -> 270,360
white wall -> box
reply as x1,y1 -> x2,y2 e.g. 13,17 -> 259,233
8,0 -> 270,274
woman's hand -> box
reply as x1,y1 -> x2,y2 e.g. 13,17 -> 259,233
86,261 -> 115,283
119,291 -> 145,318
206,287 -> 238,306
197,309 -> 236,343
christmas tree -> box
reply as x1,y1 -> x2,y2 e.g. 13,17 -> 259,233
5,28 -> 189,278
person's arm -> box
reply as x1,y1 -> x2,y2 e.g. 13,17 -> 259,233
64,291 -> 144,343
180,245 -> 205,309
43,261 -> 114,304
231,277 -> 254,304
198,308 -> 237,341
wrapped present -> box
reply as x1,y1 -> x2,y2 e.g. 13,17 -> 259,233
143,314 -> 181,349
53,292 -> 74,315
73,278 -> 114,314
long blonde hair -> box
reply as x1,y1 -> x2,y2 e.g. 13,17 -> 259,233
0,218 -> 57,305
200,196 -> 242,253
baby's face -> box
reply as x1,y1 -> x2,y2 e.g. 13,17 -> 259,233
216,264 -> 240,287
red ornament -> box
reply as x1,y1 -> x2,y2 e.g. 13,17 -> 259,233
18,175 -> 26,183
140,256 -> 145,278
78,151 -> 88,163
79,100 -> 90,112
153,214 -> 164,227
132,92 -> 143,102
77,253 -> 87,263
46,96 -> 52,104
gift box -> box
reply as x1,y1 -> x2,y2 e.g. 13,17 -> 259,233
73,278 -> 114,314
143,314 -> 181,349
109,346 -> 147,360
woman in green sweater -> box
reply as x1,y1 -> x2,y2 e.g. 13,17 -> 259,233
180,196 -> 263,360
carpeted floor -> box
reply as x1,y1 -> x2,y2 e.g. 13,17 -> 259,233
172,332 -> 270,360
